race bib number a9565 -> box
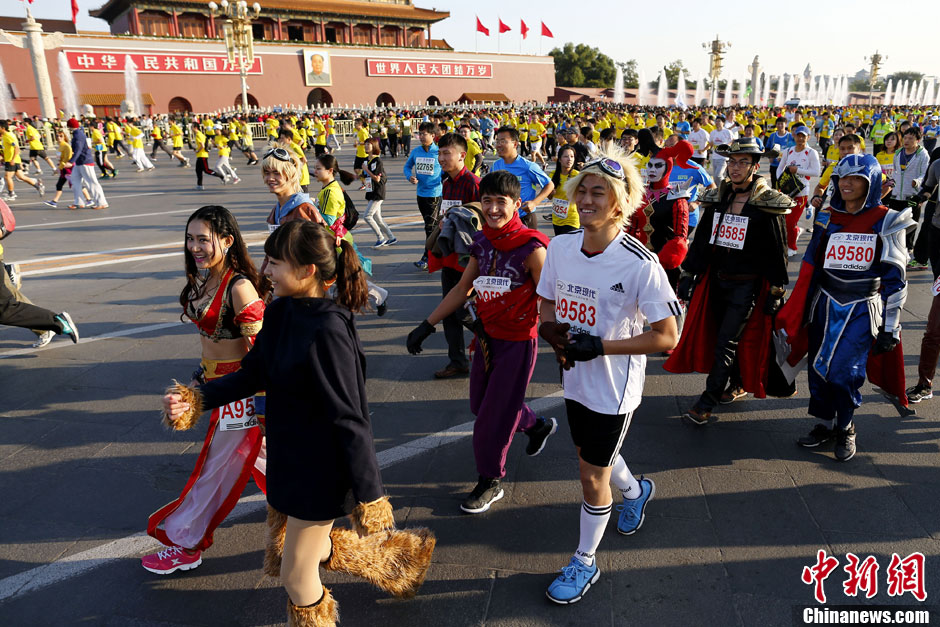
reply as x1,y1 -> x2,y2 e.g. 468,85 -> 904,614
555,280 -> 598,334
824,233 -> 877,271
709,214 -> 749,249
218,397 -> 259,432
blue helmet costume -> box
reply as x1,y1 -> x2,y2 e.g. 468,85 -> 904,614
828,154 -> 884,212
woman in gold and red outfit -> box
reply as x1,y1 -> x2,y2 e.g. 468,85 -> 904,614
142,205 -> 268,574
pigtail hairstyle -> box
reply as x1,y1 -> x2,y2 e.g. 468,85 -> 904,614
316,153 -> 357,186
264,220 -> 369,313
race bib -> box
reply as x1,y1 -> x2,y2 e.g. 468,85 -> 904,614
415,157 -> 435,176
552,198 -> 570,220
554,280 -> 598,335
823,232 -> 877,271
364,177 -> 373,192
933,275 -> 940,297
218,397 -> 259,431
709,214 -> 749,250
473,276 -> 511,303
441,199 -> 461,216
268,223 -> 279,233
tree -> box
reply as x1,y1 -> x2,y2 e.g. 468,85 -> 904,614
549,43 -> 616,88
616,60 -> 639,88
664,60 -> 691,89
886,71 -> 924,85
850,77 -> 884,92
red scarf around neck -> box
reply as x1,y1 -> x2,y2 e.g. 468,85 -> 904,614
482,212 -> 550,251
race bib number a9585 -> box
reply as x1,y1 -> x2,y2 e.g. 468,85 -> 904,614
218,397 -> 259,432
555,280 -> 598,334
823,233 -> 877,271
709,214 -> 749,249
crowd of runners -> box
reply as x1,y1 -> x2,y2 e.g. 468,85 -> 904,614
3,99 -> 940,625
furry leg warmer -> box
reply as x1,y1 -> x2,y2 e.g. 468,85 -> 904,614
350,496 -> 395,536
324,526 -> 436,599
287,587 -> 338,627
263,504 -> 288,577
161,381 -> 203,431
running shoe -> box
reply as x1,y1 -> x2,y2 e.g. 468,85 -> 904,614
146,166 -> 156,171
682,404 -> 712,426
111,170 -> 118,177
797,424 -> 834,448
231,177 -> 241,185
834,425 -> 857,462
141,545 -> 202,575
524,416 -> 557,456
195,185 -> 205,191
136,167 -> 145,172
5,193 -> 16,201
99,173 -> 109,179
54,312 -> 79,343
92,205 -> 108,210
377,300 -> 388,317
384,237 -> 398,246
460,477 -> 504,514
5,262 -> 21,289
617,476 -> 655,535
413,259 -> 428,270
907,259 -> 928,271
374,239 -> 389,248
31,330 -> 54,348
36,181 -> 45,197
906,383 -> 933,404
546,556 -> 600,605
719,386 -> 747,405
44,200 -> 57,208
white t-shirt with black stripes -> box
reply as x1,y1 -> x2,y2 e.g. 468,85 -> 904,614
537,230 -> 680,415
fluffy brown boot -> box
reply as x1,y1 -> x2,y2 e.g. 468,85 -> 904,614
286,587 -> 338,627
263,504 -> 288,577
324,526 -> 436,599
350,496 -> 395,536
161,381 -> 203,431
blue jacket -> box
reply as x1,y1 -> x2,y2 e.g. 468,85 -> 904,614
403,144 -> 442,198
70,128 -> 93,166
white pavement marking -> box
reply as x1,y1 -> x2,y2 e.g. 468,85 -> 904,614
0,391 -> 565,602
14,193 -> 168,224
0,321 -> 185,359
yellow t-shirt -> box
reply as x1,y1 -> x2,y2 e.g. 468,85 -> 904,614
826,145 -> 840,163
288,141 -> 310,186
57,141 -> 72,169
355,127 -> 369,158
170,123 -> 183,149
151,125 -> 163,140
26,125 -> 43,150
551,170 -> 580,228
528,122 -> 546,141
875,151 -> 896,178
91,128 -> 106,148
215,135 -> 231,157
317,180 -> 354,245
465,138 -> 482,170
2,131 -> 22,164
314,120 -> 326,146
126,126 -> 144,149
194,130 -> 209,158
818,163 -> 835,189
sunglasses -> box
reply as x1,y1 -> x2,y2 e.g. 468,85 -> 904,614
582,158 -> 625,180
264,147 -> 291,162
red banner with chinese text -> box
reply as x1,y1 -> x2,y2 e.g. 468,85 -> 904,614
366,59 -> 493,79
64,51 -> 263,74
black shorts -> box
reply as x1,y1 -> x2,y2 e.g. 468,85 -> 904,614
29,149 -> 48,159
354,156 -> 367,170
565,398 -> 632,468
314,144 -> 326,157
4,163 -> 19,172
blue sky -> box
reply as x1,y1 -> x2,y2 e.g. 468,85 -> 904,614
3,0 -> 934,81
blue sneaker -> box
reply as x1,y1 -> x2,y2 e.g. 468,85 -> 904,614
546,556 -> 600,604
54,311 -> 80,344
616,476 -> 655,535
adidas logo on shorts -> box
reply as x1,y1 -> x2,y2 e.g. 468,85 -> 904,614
610,282 -> 624,293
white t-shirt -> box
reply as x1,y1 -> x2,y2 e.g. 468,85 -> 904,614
776,146 -> 821,198
536,230 -> 680,415
688,129 -> 709,158
709,129 -> 734,160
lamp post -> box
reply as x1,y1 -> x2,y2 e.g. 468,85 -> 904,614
864,51 -> 885,106
702,35 -> 730,107
208,0 -> 260,112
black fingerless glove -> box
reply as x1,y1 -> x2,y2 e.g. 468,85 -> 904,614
872,330 -> 898,355
677,274 -> 696,302
565,333 -> 605,362
764,289 -> 785,316
539,321 -> 571,350
406,320 -> 435,355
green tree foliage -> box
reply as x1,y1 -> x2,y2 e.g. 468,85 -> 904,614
616,60 -> 639,88
886,71 -> 924,85
664,60 -> 692,89
550,43 -> 616,88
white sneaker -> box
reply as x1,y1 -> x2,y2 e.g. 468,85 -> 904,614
32,330 -> 54,348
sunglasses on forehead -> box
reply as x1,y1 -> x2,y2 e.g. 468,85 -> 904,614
582,158 -> 625,180
264,147 -> 291,162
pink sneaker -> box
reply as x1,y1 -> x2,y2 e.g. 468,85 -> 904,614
141,545 -> 202,574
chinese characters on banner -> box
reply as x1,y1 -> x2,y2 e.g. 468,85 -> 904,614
802,550 -> 927,604
366,59 -> 493,78
64,51 -> 263,74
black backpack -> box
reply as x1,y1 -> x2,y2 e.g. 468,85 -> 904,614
342,190 -> 360,230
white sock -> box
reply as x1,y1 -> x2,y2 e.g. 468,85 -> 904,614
610,455 -> 641,500
575,500 -> 611,566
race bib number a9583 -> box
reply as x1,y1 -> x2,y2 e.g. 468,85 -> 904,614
709,214 -> 749,249
218,397 -> 259,432
824,233 -> 877,271
555,280 -> 598,334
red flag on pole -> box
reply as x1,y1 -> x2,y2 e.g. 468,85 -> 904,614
498,18 -> 511,34
71,0 -> 80,22
475,16 -> 489,36
540,22 -> 554,37
520,20 -> 529,39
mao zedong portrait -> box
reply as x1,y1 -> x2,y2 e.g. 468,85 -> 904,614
307,53 -> 330,85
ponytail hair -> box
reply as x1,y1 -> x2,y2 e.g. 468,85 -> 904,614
263,220 -> 369,312
315,153 -> 357,186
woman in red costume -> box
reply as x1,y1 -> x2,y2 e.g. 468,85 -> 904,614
641,142 -> 691,291
142,205 -> 268,575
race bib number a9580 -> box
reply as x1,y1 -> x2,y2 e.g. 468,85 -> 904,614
218,397 -> 259,432
709,214 -> 749,249
823,233 -> 877,271
555,280 -> 598,334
